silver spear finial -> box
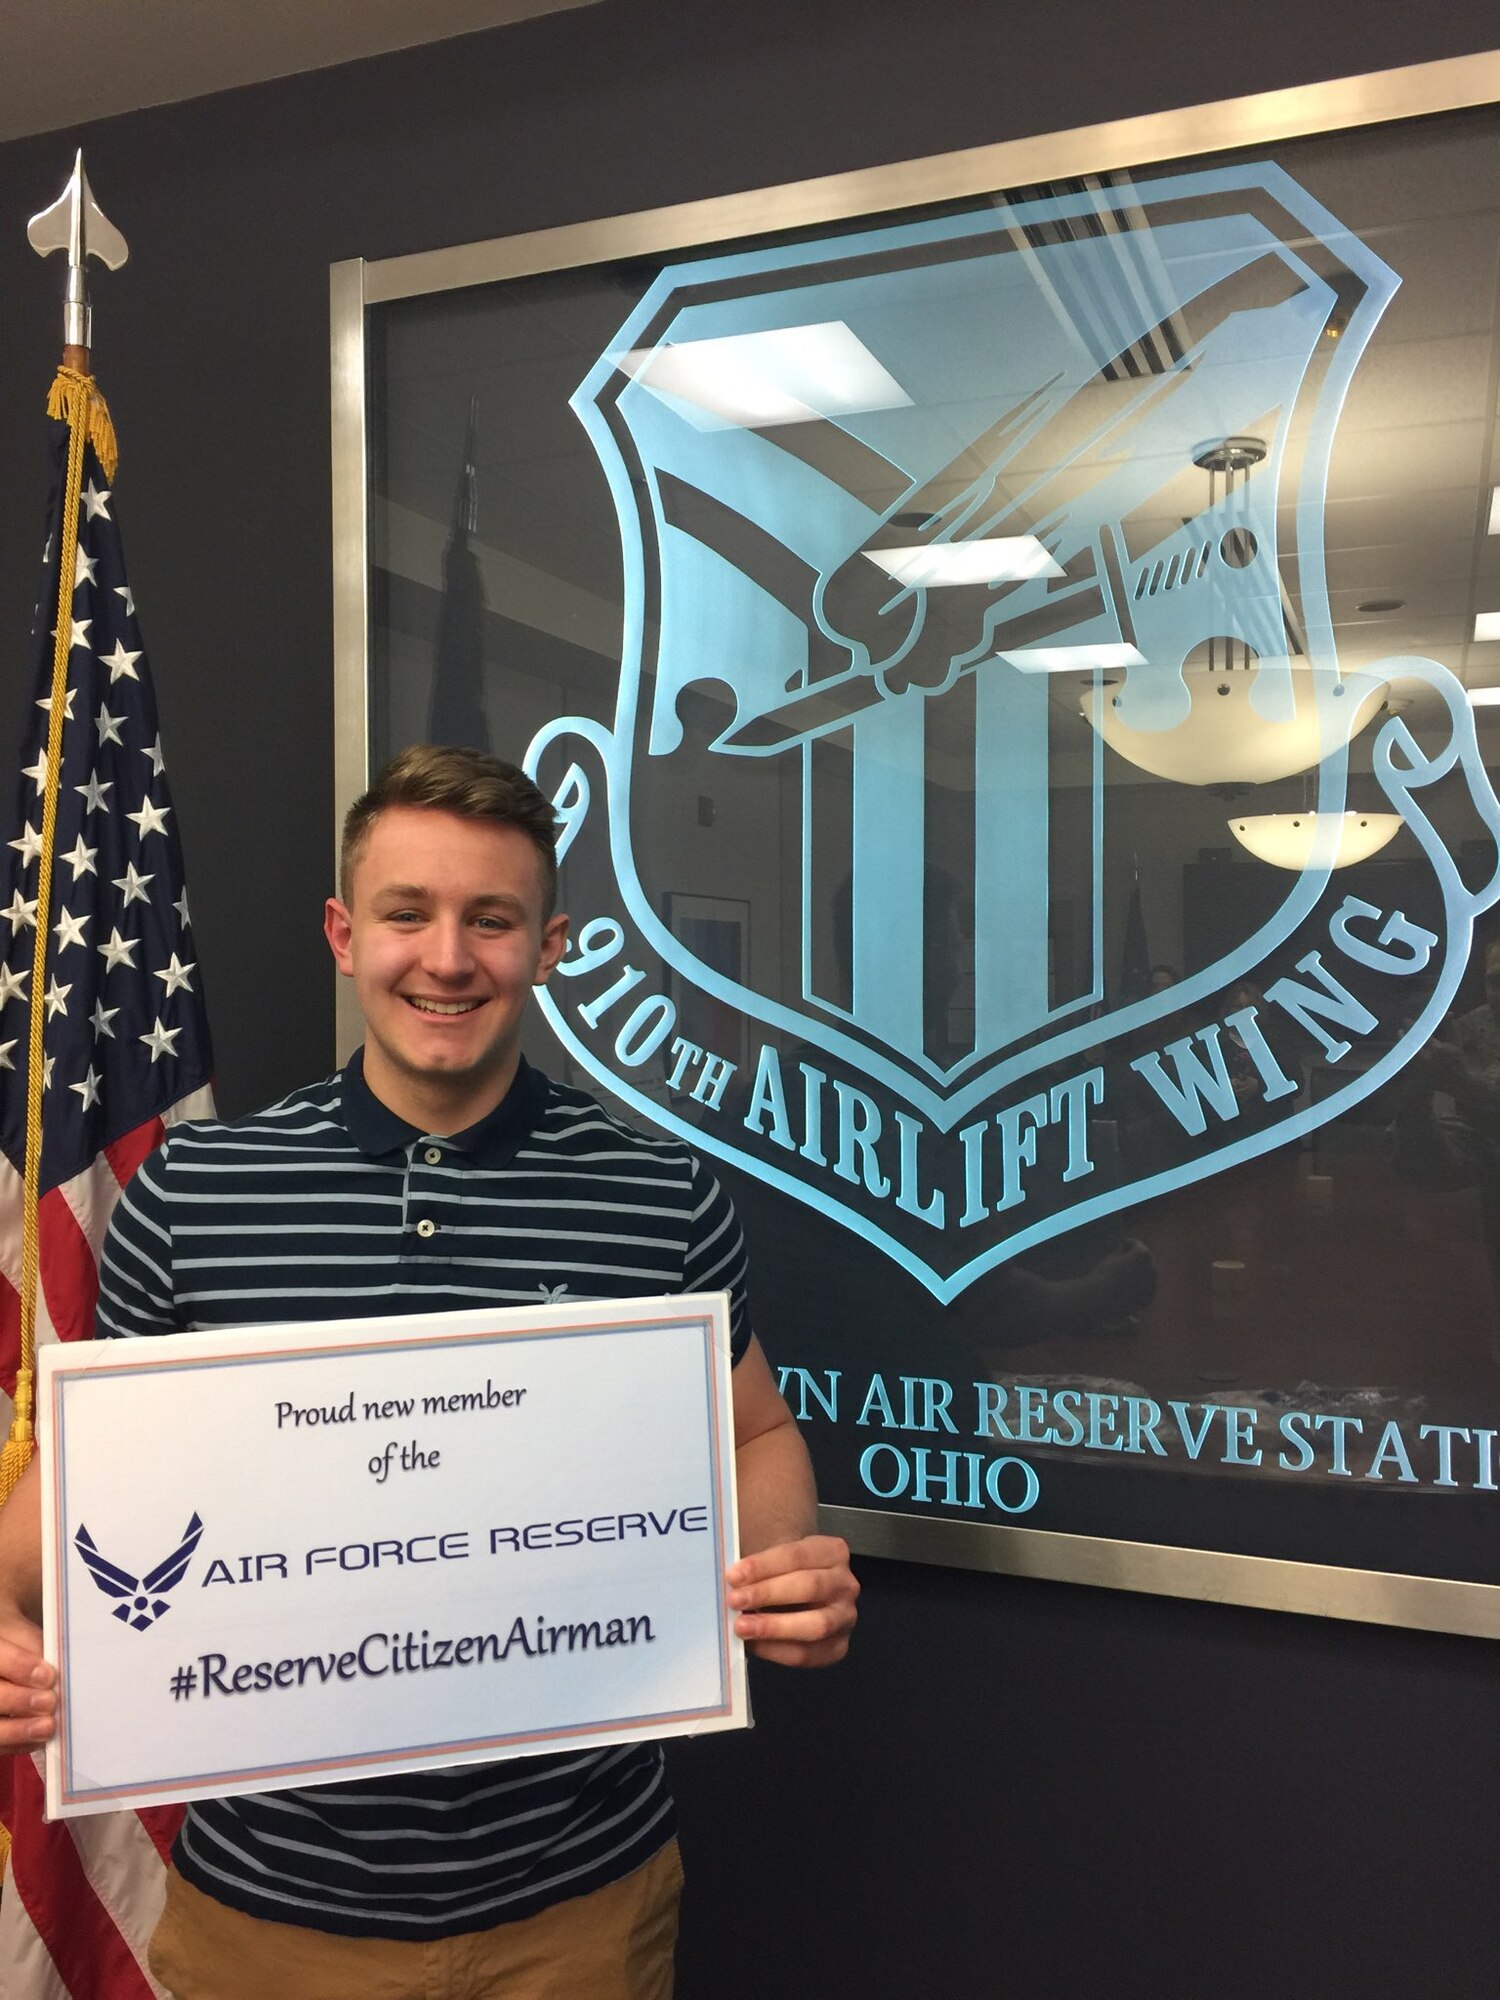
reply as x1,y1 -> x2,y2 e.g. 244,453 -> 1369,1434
27,151 -> 129,357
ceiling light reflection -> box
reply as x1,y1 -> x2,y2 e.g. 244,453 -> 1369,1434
620,322 -> 911,430
1087,667 -> 1389,786
864,537 -> 1062,589
1002,643 -> 1146,673
1228,811 -> 1402,870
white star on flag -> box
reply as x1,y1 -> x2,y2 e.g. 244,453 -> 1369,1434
22,748 -> 47,790
69,1066 -> 103,1110
40,1052 -> 54,1089
154,952 -> 196,997
97,927 -> 139,971
53,908 -> 88,953
0,964 -> 28,1007
8,824 -> 42,866
43,976 -> 71,1020
139,1016 -> 181,1062
95,703 -> 125,748
143,734 -> 166,778
2,891 -> 38,932
61,835 -> 98,880
101,638 -> 141,683
90,998 -> 119,1038
36,687 -> 76,719
113,862 -> 153,907
69,615 -> 91,650
114,581 -> 135,615
75,771 -> 112,812
0,1040 -> 14,1072
127,797 -> 171,840
74,542 -> 98,590
174,888 -> 191,927
81,476 -> 112,519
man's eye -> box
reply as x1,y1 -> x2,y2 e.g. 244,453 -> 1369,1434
386,909 -> 424,924
474,915 -> 512,933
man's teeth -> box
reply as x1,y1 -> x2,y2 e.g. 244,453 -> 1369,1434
408,998 -> 482,1015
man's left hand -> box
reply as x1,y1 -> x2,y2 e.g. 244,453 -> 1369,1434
726,1536 -> 858,1667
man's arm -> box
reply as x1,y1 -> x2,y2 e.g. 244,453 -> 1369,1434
0,1459 -> 55,1748
727,1335 -> 858,1667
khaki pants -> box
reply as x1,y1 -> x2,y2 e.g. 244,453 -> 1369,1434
148,1841 -> 682,2000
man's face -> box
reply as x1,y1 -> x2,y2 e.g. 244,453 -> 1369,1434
324,806 -> 568,1130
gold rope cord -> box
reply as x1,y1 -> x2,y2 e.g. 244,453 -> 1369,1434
0,369 -> 115,1505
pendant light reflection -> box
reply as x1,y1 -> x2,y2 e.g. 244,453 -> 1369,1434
1228,811 -> 1402,870
1090,668 -> 1390,786
1082,436 -> 1389,786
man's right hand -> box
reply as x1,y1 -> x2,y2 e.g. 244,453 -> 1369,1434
0,1610 -> 54,1748
0,1460 -> 54,1749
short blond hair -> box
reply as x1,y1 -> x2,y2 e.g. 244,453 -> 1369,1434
340,745 -> 560,912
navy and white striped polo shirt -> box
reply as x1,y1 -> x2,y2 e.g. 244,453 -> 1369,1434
95,1052 -> 751,1939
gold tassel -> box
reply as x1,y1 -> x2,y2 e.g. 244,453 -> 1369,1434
0,1370 -> 34,1506
45,365 -> 117,482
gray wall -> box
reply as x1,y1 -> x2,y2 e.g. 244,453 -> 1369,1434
1,5 -> 1496,1991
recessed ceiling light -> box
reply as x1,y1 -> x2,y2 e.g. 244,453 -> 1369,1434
1489,487 -> 1500,535
864,538 -> 1063,588
1475,613 -> 1500,643
1467,686 -> 1500,706
619,321 -> 911,430
1356,598 -> 1404,614
1002,644 -> 1146,672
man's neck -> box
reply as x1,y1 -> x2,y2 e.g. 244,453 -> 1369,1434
360,1051 -> 519,1136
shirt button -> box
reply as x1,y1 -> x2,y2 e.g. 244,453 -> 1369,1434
415,1219 -> 437,1239
423,1147 -> 442,1165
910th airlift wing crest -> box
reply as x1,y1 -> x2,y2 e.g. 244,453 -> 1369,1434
527,161 -> 1500,1302
74,1512 -> 204,1631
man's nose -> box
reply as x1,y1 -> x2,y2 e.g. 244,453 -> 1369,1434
422,917 -> 474,977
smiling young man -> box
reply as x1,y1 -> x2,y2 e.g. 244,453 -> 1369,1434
0,745 -> 857,2000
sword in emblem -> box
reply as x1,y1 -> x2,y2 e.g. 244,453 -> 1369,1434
694,253 -> 1312,754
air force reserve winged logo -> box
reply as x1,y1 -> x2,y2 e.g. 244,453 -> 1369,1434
528,162 -> 1500,1301
74,1512 -> 204,1631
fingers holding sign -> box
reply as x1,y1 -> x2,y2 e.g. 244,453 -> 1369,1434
0,1461 -> 54,1750
0,1612 -> 55,1750
726,1535 -> 858,1668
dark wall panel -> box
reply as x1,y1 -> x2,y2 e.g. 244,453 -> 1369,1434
1,5 -> 1498,1992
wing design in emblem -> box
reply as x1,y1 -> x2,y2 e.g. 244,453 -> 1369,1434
73,1524 -> 138,1599
75,1512 -> 204,1631
143,1511 -> 204,1595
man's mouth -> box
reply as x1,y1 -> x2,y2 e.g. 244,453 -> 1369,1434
405,997 -> 484,1015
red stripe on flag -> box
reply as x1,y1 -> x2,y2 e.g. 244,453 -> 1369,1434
0,1265 -> 18,1401
104,1118 -> 166,1197
36,1187 -> 99,1347
137,1804 -> 185,1869
5,1753 -> 158,2000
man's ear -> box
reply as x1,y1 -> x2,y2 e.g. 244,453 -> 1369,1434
534,912 -> 570,986
324,898 -> 355,977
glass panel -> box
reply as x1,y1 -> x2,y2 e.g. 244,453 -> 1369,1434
365,104 -> 1500,1586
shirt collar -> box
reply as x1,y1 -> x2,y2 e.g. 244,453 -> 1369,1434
339,1048 -> 549,1167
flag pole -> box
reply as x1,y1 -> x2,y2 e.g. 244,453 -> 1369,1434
0,157 -> 128,1502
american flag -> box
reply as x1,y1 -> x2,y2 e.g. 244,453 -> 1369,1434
0,397 -> 214,1996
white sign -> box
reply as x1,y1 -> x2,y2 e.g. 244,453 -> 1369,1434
41,1295 -> 745,1818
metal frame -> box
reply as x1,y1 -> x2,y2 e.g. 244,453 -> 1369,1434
330,48 -> 1500,1635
